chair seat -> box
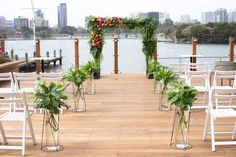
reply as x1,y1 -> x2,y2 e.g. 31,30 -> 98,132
212,108 -> 236,118
17,88 -> 35,94
0,112 -> 33,121
0,88 -> 14,92
214,86 -> 234,90
194,86 -> 208,92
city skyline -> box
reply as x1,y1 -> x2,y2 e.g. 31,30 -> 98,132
0,0 -> 235,27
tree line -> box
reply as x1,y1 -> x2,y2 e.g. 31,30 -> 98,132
159,19 -> 236,44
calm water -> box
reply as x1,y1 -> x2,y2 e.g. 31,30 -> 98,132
5,39 -> 233,73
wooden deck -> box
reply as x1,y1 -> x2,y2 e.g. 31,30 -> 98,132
1,74 -> 236,157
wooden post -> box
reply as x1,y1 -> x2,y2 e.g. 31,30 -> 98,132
229,37 -> 235,62
191,37 -> 197,71
53,50 -> 56,57
114,38 -> 119,74
46,51 -> 49,57
59,49 -> 62,57
153,41 -> 157,61
36,39 -> 41,74
74,38 -> 79,68
59,49 -> 62,65
10,49 -> 14,59
25,53 -> 28,63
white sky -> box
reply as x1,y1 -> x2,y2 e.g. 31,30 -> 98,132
0,0 -> 235,27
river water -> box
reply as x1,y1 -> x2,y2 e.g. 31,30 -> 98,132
5,39 -> 233,73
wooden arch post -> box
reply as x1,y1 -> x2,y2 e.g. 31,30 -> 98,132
191,37 -> 197,64
229,37 -> 235,62
35,39 -> 41,74
0,35 -> 5,52
74,38 -> 79,68
114,38 -> 119,74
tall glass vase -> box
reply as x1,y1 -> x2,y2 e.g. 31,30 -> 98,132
85,77 -> 95,95
73,84 -> 86,112
158,83 -> 170,111
170,107 -> 192,150
153,82 -> 160,94
41,110 -> 63,152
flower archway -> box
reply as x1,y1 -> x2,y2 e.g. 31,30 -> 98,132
87,16 -> 158,74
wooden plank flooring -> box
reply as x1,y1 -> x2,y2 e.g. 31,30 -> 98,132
1,74 -> 236,157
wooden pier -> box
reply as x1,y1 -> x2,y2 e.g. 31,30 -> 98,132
1,74 -> 236,157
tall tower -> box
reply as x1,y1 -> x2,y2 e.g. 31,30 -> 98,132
58,3 -> 67,28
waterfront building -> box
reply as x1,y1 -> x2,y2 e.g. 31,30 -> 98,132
0,16 -> 6,30
58,3 -> 67,28
201,12 -> 215,24
159,12 -> 170,24
5,20 -> 14,29
137,12 -> 148,19
180,15 -> 190,23
215,8 -> 227,23
147,12 -> 159,22
30,9 -> 49,28
13,16 -> 29,29
228,9 -> 236,23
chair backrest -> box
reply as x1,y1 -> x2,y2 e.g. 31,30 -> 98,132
214,61 -> 236,71
170,63 -> 188,74
212,70 -> 236,88
0,72 -> 14,89
188,63 -> 208,72
13,72 -> 38,91
186,70 -> 210,89
0,91 -> 29,113
209,88 -> 236,109
39,72 -> 63,82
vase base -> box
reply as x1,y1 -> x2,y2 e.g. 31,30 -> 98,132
74,108 -> 86,112
41,145 -> 64,152
159,105 -> 171,111
170,143 -> 192,150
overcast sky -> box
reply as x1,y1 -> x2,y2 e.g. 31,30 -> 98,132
0,0 -> 235,27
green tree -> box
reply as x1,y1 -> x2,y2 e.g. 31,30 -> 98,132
210,23 -> 235,43
21,26 -> 33,39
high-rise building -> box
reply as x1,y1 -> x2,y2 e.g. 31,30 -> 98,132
228,9 -> 236,23
159,12 -> 170,24
180,15 -> 190,23
215,8 -> 227,22
5,20 -> 14,29
30,9 -> 49,28
137,12 -> 148,19
147,12 -> 159,22
13,16 -> 29,29
58,3 -> 67,28
201,12 -> 215,24
0,16 -> 6,30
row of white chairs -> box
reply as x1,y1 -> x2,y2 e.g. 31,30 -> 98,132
0,72 -> 63,113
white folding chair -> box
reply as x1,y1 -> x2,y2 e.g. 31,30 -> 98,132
169,63 -> 188,80
13,72 -> 38,93
0,72 -> 14,92
0,73 -> 15,112
188,62 -> 208,72
212,70 -> 236,89
203,88 -> 236,151
13,72 -> 38,113
0,91 -> 36,155
186,71 -> 210,109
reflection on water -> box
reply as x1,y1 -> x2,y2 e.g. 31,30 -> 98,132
5,39 -> 232,73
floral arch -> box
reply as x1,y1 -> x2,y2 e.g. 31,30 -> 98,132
87,16 -> 158,74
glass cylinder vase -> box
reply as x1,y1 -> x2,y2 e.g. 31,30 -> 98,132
158,83 -> 170,111
73,84 -> 86,112
41,110 -> 63,152
85,77 -> 95,95
170,107 -> 192,150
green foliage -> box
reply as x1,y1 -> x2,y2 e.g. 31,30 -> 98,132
34,81 -> 68,131
165,80 -> 198,110
63,66 -> 88,95
154,66 -> 177,92
81,60 -> 100,77
87,16 -> 158,72
147,60 -> 162,73
0,48 -> 11,64
36,27 -> 52,39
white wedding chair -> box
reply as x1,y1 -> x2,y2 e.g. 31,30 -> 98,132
186,70 -> 210,109
169,63 -> 188,80
0,91 -> 36,155
13,72 -> 38,113
0,73 -> 15,112
212,70 -> 236,89
203,88 -> 236,151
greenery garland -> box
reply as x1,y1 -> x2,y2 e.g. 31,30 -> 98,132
87,16 -> 158,73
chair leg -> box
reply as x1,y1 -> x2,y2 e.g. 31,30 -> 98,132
232,122 -> 236,140
210,116 -> 216,151
22,120 -> 26,156
27,117 -> 36,145
0,122 -> 7,144
203,111 -> 209,140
